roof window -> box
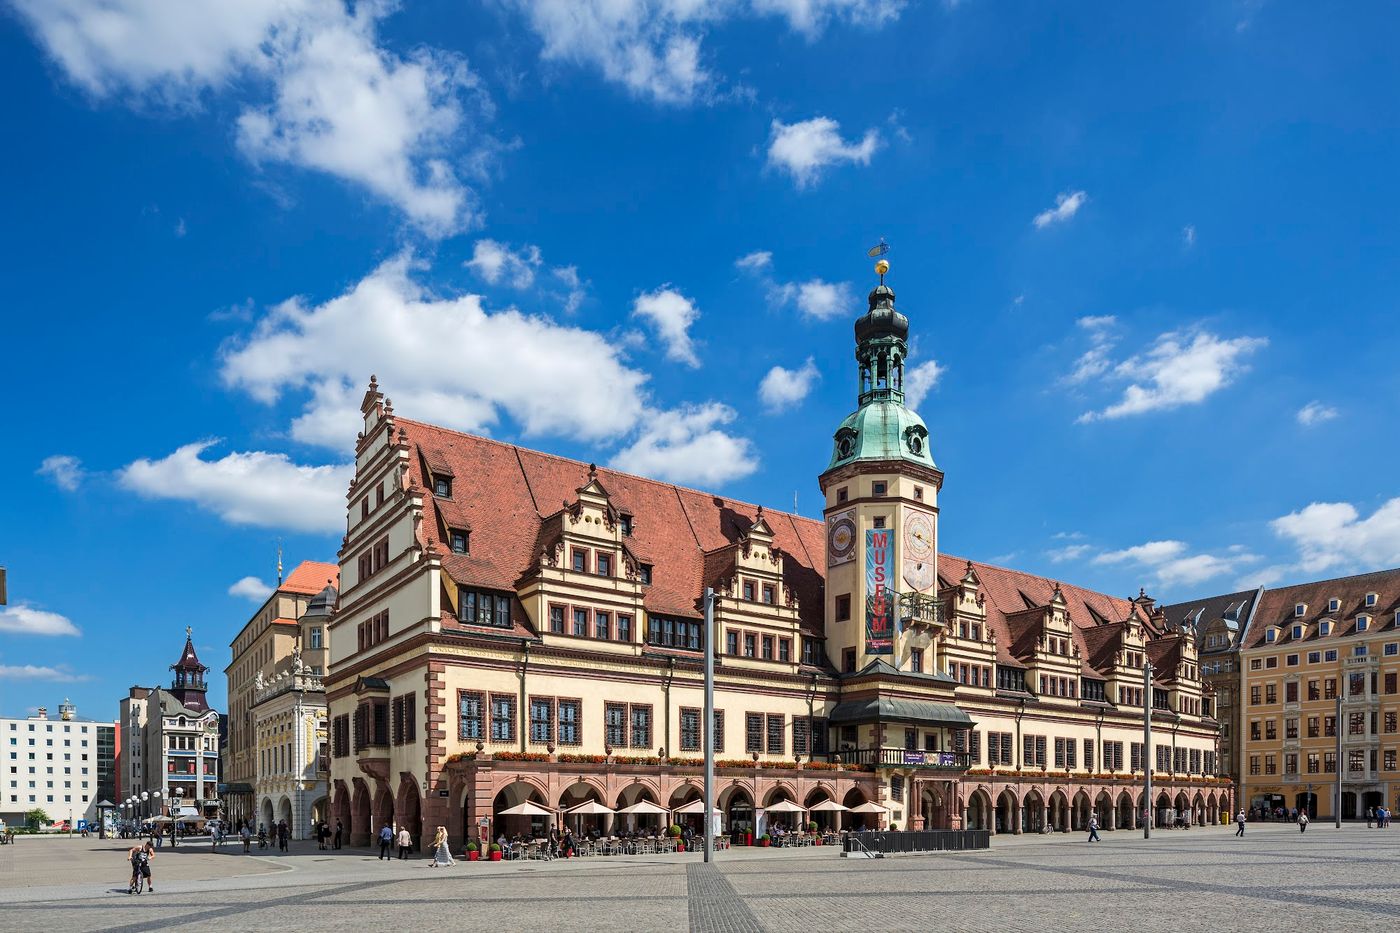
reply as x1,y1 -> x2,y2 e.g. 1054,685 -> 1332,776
1365,592 -> 1378,607
1328,597 -> 1340,613
1356,615 -> 1370,632
1294,603 -> 1306,617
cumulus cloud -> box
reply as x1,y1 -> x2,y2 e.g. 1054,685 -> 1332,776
228,576 -> 275,603
767,117 -> 880,188
13,0 -> 488,235
1093,539 -> 1259,588
1033,190 -> 1087,229
118,441 -> 352,534
465,239 -> 543,289
1267,498 -> 1400,577
0,605 -> 81,637
37,455 -> 84,491
1296,401 -> 1339,427
736,251 -> 853,321
612,403 -> 758,486
632,286 -> 701,367
1074,328 -> 1267,422
1046,543 -> 1093,564
904,360 -> 944,409
759,357 -> 820,412
505,1 -> 904,105
0,663 -> 90,682
221,254 -> 648,448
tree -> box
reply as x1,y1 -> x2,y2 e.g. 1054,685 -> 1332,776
25,807 -> 50,828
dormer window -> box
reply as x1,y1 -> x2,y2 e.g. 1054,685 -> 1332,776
620,514 -> 634,537
1292,625 -> 1303,639
1356,615 -> 1370,632
433,476 -> 452,498
1328,598 -> 1340,613
1365,592 -> 1378,607
1319,621 -> 1331,636
449,530 -> 469,554
1295,603 -> 1307,617
640,564 -> 653,585
1266,629 -> 1277,643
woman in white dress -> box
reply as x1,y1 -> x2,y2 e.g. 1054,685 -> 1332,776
430,825 -> 455,867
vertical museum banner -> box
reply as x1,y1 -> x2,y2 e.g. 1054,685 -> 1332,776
865,529 -> 894,655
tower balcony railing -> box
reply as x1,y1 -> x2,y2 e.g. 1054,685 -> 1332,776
897,592 -> 944,629
825,747 -> 970,771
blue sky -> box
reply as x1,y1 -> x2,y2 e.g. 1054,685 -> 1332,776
3,1 -> 1399,719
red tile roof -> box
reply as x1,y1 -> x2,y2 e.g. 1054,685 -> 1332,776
397,418 -> 1160,673
1240,567 -> 1400,650
281,560 -> 340,596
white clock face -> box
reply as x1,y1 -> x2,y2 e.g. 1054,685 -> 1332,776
828,511 -> 857,565
904,512 -> 935,560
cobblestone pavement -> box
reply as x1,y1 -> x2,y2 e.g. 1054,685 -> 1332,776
2,824 -> 1396,931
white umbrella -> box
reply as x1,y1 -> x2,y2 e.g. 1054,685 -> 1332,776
672,799 -> 721,815
848,802 -> 889,813
808,800 -> 849,812
763,800 -> 806,814
616,801 -> 669,815
564,800 -> 616,815
498,801 -> 554,817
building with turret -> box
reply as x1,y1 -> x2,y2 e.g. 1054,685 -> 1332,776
118,630 -> 222,824
324,265 -> 1228,851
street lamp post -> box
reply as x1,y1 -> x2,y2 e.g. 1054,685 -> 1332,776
1143,660 -> 1154,840
1334,692 -> 1342,829
140,791 -> 150,821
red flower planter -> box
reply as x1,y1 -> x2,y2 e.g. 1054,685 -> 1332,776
467,850 -> 479,861
489,851 -> 502,861
759,839 -> 770,848
676,842 -> 684,852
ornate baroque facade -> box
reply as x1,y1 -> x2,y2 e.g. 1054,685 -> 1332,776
325,275 -> 1229,851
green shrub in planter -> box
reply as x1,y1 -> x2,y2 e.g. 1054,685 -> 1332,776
466,842 -> 479,852
667,823 -> 683,837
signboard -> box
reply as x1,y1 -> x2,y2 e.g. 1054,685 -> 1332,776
902,751 -> 925,766
865,529 -> 894,655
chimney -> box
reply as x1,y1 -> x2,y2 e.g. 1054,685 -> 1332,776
36,707 -> 47,720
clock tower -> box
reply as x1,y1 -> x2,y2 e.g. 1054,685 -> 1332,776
819,260 -> 945,675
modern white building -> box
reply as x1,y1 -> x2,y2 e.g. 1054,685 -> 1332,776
2,700 -> 116,829
118,629 -> 222,824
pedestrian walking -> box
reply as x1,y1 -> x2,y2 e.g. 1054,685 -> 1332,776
1299,812 -> 1309,833
277,820 -> 289,852
1087,814 -> 1100,843
430,826 -> 454,867
397,825 -> 412,859
378,823 -> 393,860
334,819 -> 343,850
241,824 -> 251,853
1367,807 -> 1374,828
1234,809 -> 1246,837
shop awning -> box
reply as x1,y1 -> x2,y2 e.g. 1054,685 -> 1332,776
827,698 -> 973,727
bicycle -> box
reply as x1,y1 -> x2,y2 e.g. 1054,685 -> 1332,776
128,868 -> 146,895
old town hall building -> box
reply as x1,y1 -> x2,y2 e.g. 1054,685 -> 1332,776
325,272 -> 1229,849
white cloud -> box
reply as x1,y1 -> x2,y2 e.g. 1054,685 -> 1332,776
1032,190 -> 1087,229
904,360 -> 944,409
118,440 -> 352,534
1269,498 -> 1400,576
221,254 -> 649,448
14,0 -> 486,235
759,358 -> 820,412
1065,316 -> 1117,386
612,403 -> 758,486
632,286 -> 701,368
736,251 -> 853,321
465,239 -> 542,289
767,117 -> 880,188
1047,543 -> 1093,564
1076,328 -> 1267,422
552,265 -> 587,314
1094,539 -> 1259,588
506,1 -> 904,105
228,576 -> 275,603
37,455 -> 84,491
1183,224 -> 1196,247
0,605 -> 81,637
0,663 -> 90,682
1297,401 -> 1339,427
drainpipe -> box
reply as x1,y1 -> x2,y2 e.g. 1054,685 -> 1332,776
519,640 -> 531,754
663,657 -> 676,757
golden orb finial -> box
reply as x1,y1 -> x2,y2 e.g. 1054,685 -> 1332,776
875,258 -> 889,278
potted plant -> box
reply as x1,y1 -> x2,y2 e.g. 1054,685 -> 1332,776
466,841 -> 479,861
668,823 -> 683,851
758,833 -> 771,848
488,842 -> 502,862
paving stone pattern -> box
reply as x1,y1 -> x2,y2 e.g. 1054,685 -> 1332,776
2,824 -> 1397,931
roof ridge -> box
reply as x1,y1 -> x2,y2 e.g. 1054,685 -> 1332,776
397,417 -> 823,531
1257,565 -> 1400,595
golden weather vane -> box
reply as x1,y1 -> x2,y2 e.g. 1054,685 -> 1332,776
867,238 -> 890,283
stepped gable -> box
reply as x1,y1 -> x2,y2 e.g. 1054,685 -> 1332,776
396,418 -> 826,630
1240,567 -> 1400,650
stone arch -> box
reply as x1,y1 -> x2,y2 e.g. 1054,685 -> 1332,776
260,797 -> 275,832
1191,792 -> 1205,828
995,787 -> 1019,835
964,787 -> 993,833
1022,788 -> 1046,834
309,795 -> 329,828
398,777 -> 423,849
1154,791 -> 1172,828
762,782 -> 798,807
1116,790 -> 1135,830
1093,790 -> 1113,830
803,782 -> 837,806
1071,790 -> 1091,832
351,778 -> 372,846
333,780 -> 351,839
277,795 -> 293,829
493,779 -> 552,841
1047,788 -> 1070,833
668,782 -> 701,809
919,783 -> 950,831
372,783 -> 395,837
557,776 -> 607,808
719,784 -> 755,840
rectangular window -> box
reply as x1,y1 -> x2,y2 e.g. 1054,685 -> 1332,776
745,713 -> 763,754
793,717 -> 810,756
489,694 -> 515,743
743,580 -> 756,601
1054,737 -> 1066,769
843,648 -> 857,673
761,584 -> 776,605
557,699 -> 581,746
872,481 -> 887,497
529,698 -> 554,745
767,714 -> 784,755
573,608 -> 588,637
761,635 -> 774,660
910,648 -> 923,673
726,631 -> 739,656
1325,678 -> 1337,700
835,594 -> 852,622
778,638 -> 791,662
630,705 -> 652,749
1285,681 -> 1298,702
449,530 -> 469,554
1083,739 -> 1095,771
680,708 -> 701,752
617,614 -> 632,642
549,605 -> 565,634
595,611 -> 610,640
1349,712 -> 1366,736
596,553 -> 611,577
572,549 -> 588,572
605,703 -> 627,748
714,710 -> 726,754
744,634 -> 756,658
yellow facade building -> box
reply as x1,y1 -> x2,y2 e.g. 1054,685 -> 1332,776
324,276 -> 1228,849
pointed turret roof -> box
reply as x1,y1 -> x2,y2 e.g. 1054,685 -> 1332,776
171,626 -> 207,674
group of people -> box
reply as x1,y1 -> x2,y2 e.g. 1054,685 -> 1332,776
378,822 -> 453,865
1367,807 -> 1392,827
309,819 -> 343,850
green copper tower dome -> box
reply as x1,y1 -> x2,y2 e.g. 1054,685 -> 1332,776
826,278 -> 937,472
